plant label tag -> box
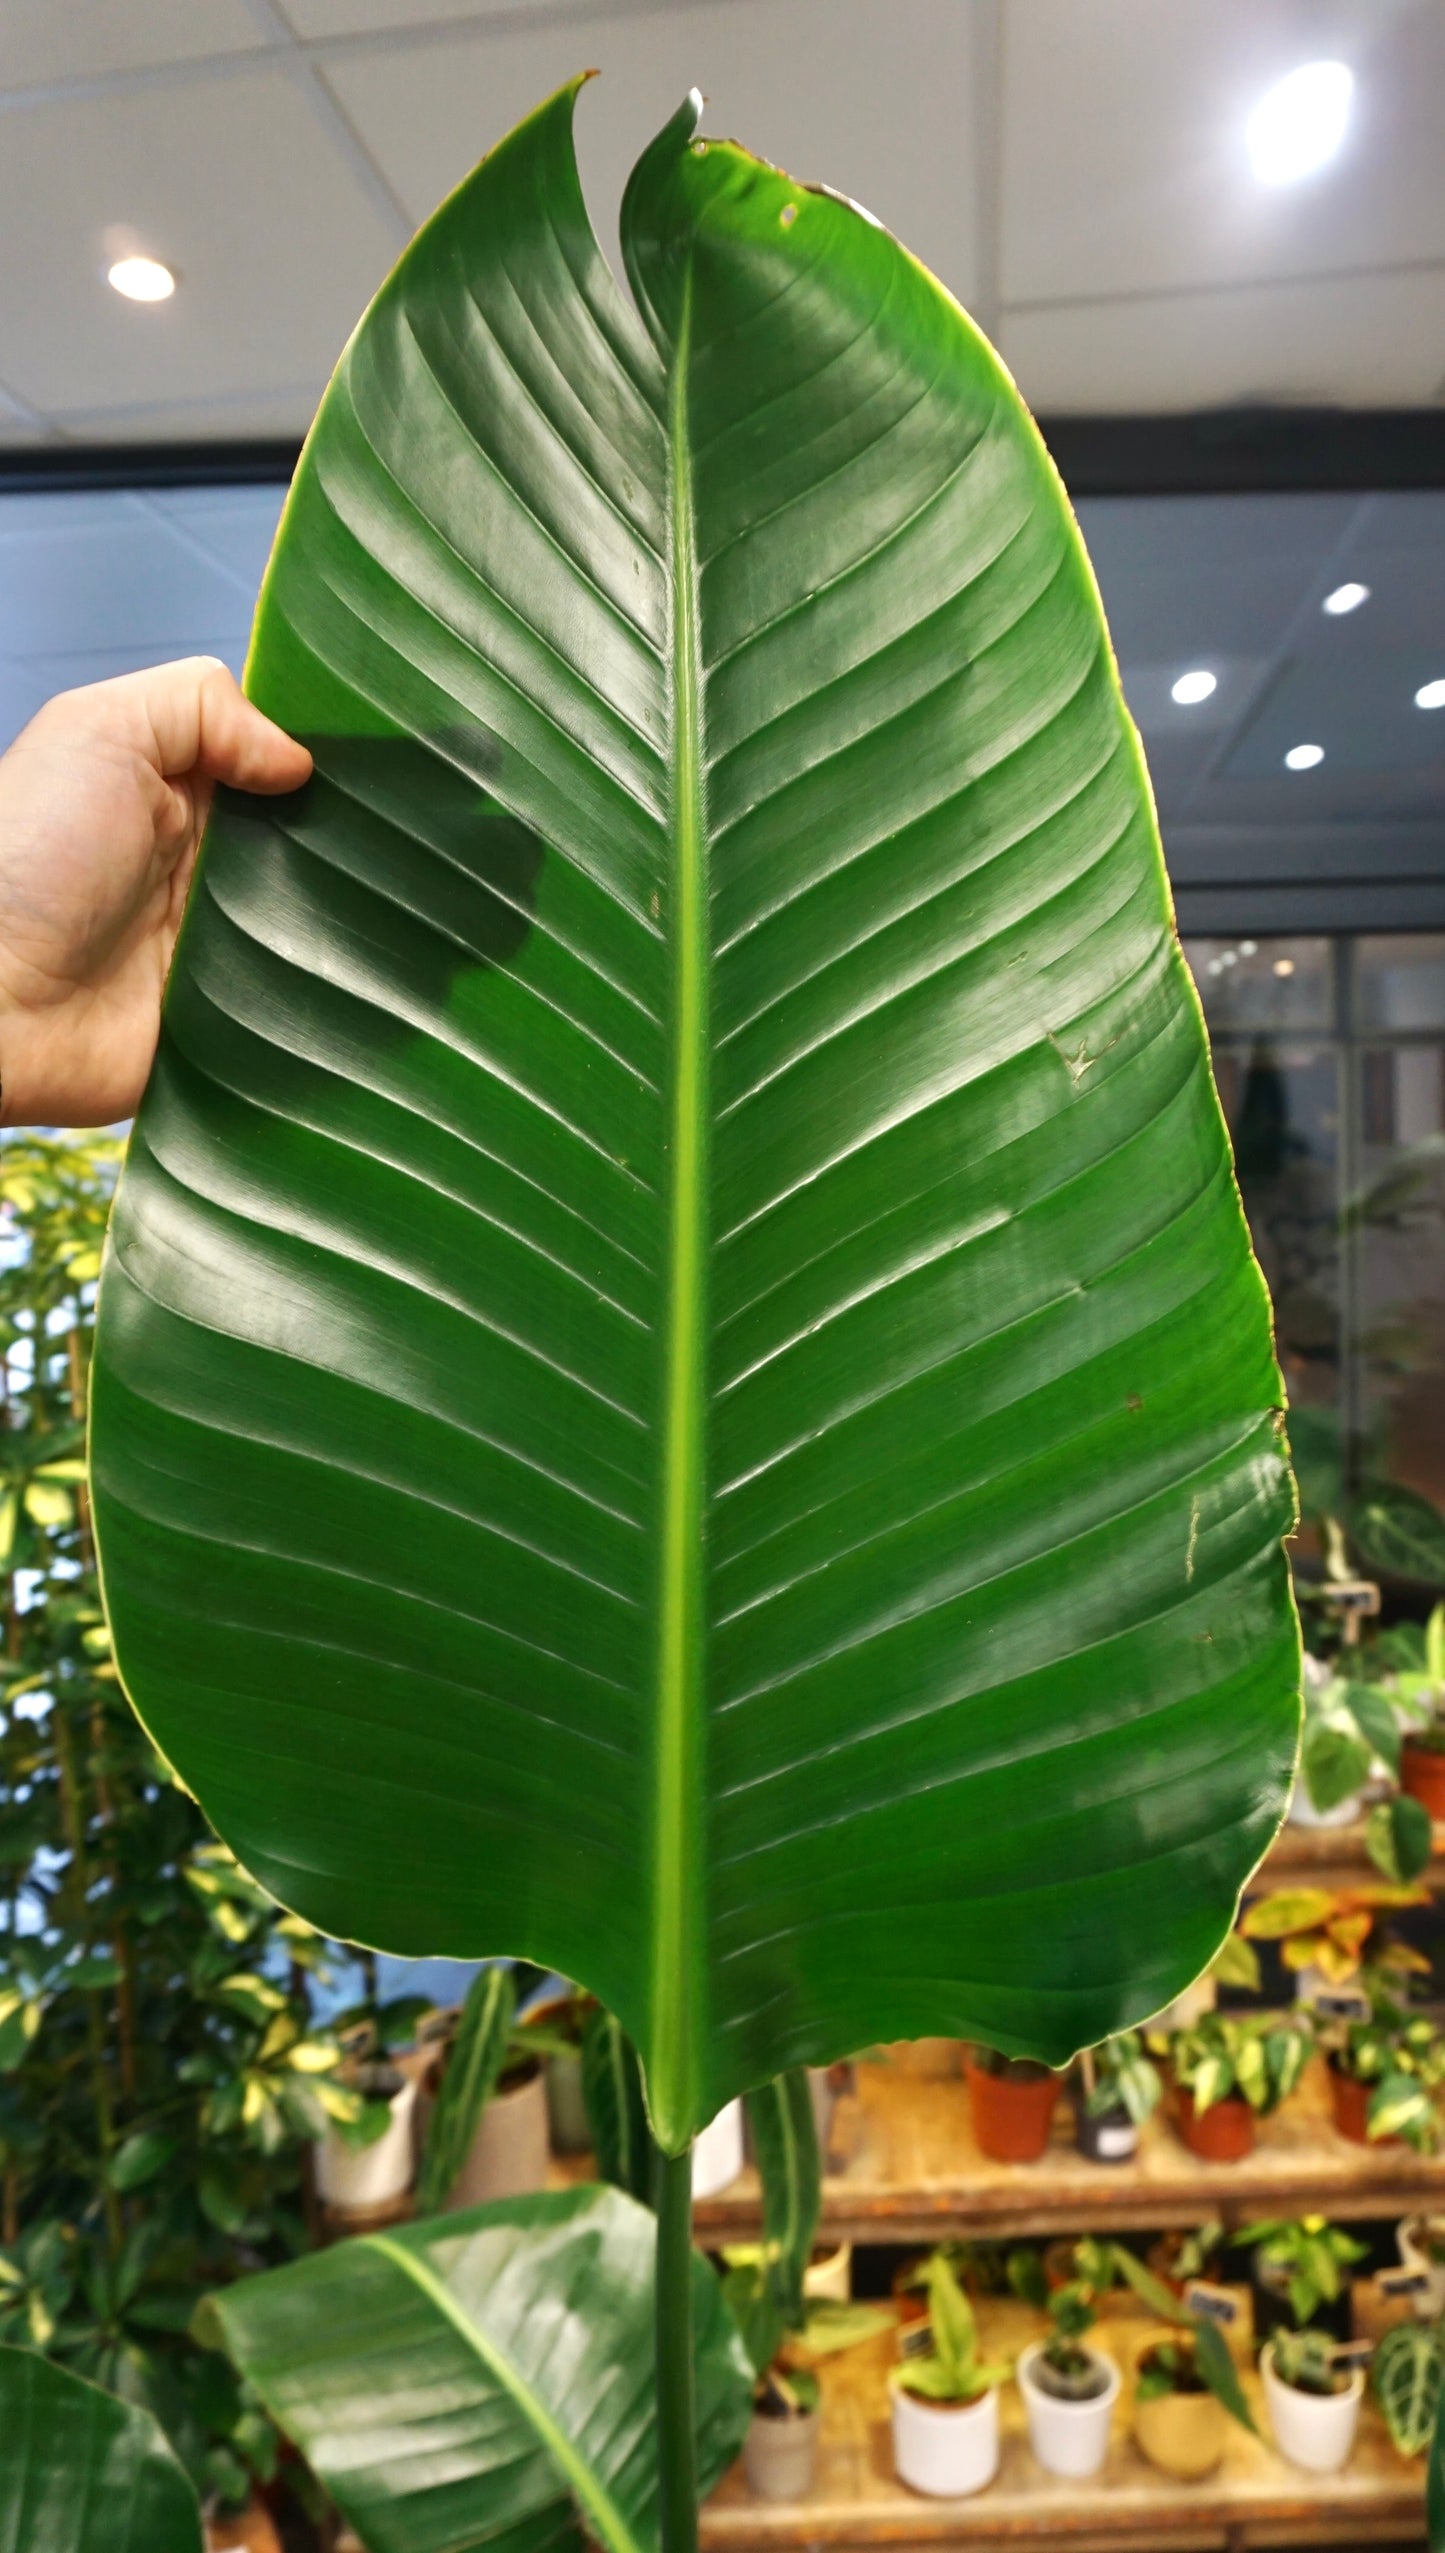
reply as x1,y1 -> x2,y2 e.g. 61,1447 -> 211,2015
898,2318 -> 933,2360
1378,2266 -> 1433,2299
1184,2280 -> 1239,2328
1331,2339 -> 1376,2368
1312,1989 -> 1371,2023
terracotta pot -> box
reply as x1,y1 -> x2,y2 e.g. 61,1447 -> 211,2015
967,2059 -> 1062,2163
1134,2382 -> 1227,2481
205,2502 -> 283,2553
1328,2061 -> 1398,2147
1175,2086 -> 1256,2162
446,2063 -> 550,2208
1400,1739 -> 1445,1821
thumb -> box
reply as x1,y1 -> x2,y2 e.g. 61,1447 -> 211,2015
143,656 -> 313,795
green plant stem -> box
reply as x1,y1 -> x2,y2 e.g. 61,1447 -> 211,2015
654,2141 -> 698,2553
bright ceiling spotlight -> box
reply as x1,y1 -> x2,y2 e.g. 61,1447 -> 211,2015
1274,958 -> 1296,978
1247,60 -> 1354,186
1284,742 -> 1325,770
1323,581 -> 1369,615
107,254 -> 176,303
1417,678 -> 1445,710
1171,668 -> 1217,706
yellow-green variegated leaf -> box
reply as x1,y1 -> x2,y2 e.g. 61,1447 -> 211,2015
91,80 -> 1298,2149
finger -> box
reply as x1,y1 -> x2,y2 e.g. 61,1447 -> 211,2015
140,657 -> 313,795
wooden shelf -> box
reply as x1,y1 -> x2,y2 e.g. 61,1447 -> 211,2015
691,2054 -> 1445,2248
1261,1816 -> 1445,1892
700,2296 -> 1427,2550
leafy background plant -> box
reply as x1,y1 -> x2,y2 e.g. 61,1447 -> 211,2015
0,1135 -> 357,2513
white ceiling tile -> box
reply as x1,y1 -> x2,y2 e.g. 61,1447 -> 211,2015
326,0 -> 977,306
0,0 -> 267,88
1001,0 -> 1445,302
1001,268 -> 1445,414
0,68 -> 398,413
283,0 -> 564,32
53,387 -> 321,441
0,503 -> 256,654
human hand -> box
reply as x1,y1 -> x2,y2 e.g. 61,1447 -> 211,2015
0,656 -> 311,1127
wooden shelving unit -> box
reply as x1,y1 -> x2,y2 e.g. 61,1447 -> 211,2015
691,2053 -> 1445,2247
1263,1816 -> 1445,1893
700,2296 -> 1428,2551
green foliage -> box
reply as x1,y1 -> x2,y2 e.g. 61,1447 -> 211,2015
1132,2326 -> 1257,2436
1374,2319 -> 1443,2459
1167,2011 -> 1312,2117
897,2253 -> 1011,2406
0,2342 -> 202,2551
1367,1793 -> 1434,1886
1230,2216 -> 1367,2328
89,76 -> 1300,2156
1353,1484 -> 1445,1588
0,1135 -> 348,2507
581,2008 -> 651,2204
210,2187 -> 753,2553
1269,2327 -> 1349,2397
1080,2031 -> 1161,2123
722,2069 -> 821,2386
1328,2007 -> 1445,2151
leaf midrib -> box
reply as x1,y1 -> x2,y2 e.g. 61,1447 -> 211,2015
364,2234 -> 642,2553
648,259 -> 709,2151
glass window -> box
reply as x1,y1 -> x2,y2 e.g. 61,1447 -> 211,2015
1354,935 -> 1445,1033
1185,931 -> 1445,1571
1185,935 -> 1333,1033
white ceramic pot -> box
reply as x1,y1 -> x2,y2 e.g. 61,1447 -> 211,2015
692,2099 -> 745,2198
1017,2342 -> 1119,2480
891,2374 -> 1000,2498
1397,2217 -> 1445,2318
1262,2346 -> 1363,2474
805,2242 -> 852,2303
1288,1777 -> 1362,1829
446,2066 -> 550,2208
743,2404 -> 819,2500
314,2075 -> 418,2212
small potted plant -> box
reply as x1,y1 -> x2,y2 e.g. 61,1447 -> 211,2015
1323,2000 -> 1445,2149
313,1963 -> 430,2214
1072,2031 -> 1161,2163
1016,2280 -> 1119,2478
1261,2325 -> 1364,2474
966,2044 -> 1063,2163
1396,1600 -> 1445,1818
1230,2216 -> 1365,2346
1133,2323 -> 1257,2481
1395,2213 -> 1445,2317
891,2252 -> 1011,2497
1372,2319 -> 1443,2458
1240,1881 -> 1429,2007
416,1964 -> 552,2211
1166,2012 -> 1312,2161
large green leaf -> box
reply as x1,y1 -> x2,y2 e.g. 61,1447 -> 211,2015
1353,1481 -> 1445,1586
0,2345 -> 202,2553
91,77 -> 1298,2148
208,2186 -> 751,2553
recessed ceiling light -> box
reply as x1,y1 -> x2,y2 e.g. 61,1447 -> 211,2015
107,254 -> 176,303
1171,669 -> 1217,706
1274,958 -> 1296,978
1284,742 -> 1325,771
1417,678 -> 1445,710
1322,581 -> 1370,616
1240,941 -> 1258,956
1247,60 -> 1354,186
